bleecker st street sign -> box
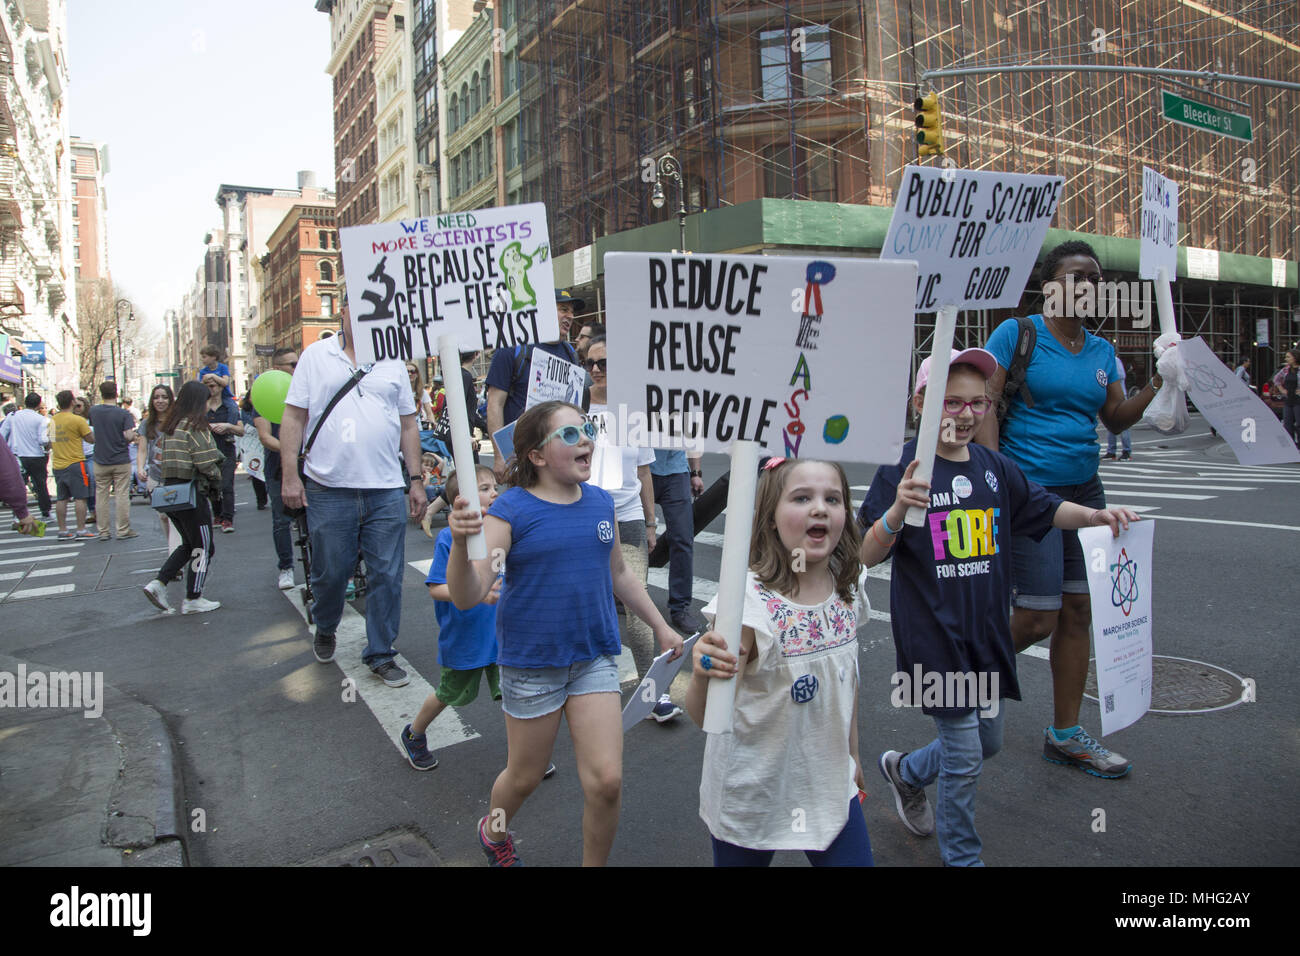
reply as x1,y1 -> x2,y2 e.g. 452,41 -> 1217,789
1161,90 -> 1253,143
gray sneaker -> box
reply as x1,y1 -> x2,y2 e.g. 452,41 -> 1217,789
1042,727 -> 1132,778
373,661 -> 410,688
878,750 -> 934,837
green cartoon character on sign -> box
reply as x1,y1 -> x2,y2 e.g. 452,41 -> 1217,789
499,241 -> 550,309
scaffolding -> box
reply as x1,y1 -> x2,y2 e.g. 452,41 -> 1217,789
513,0 -> 1298,367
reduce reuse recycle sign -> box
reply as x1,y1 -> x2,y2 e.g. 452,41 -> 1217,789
340,202 -> 560,365
604,252 -> 916,463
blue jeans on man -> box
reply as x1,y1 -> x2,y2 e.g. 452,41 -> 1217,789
305,479 -> 407,668
652,471 -> 694,615
266,473 -> 293,571
1106,430 -> 1131,456
900,707 -> 1005,867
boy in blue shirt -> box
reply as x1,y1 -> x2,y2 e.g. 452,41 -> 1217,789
401,465 -> 503,770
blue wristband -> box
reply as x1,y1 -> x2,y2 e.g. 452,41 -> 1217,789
881,512 -> 902,535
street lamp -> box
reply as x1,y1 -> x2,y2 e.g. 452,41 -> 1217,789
651,153 -> 688,253
114,298 -> 134,392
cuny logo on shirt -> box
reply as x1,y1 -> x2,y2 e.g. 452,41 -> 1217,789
928,507 -> 1000,560
597,520 -> 613,543
1096,368 -> 1109,387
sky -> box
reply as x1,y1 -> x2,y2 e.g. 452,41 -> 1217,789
67,0 -> 336,342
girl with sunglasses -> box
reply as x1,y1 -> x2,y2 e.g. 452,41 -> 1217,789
447,400 -> 683,866
860,349 -> 1139,866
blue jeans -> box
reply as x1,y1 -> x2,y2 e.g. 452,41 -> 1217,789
901,708 -> 1005,867
1106,430 -> 1131,454
651,471 -> 693,613
305,479 -> 407,668
266,473 -> 293,571
711,799 -> 873,867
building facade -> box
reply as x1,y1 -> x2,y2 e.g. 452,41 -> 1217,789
375,1 -> 416,221
263,199 -> 340,353
443,7 -> 499,212
69,136 -> 108,283
318,0 -> 396,230
0,0 -> 76,397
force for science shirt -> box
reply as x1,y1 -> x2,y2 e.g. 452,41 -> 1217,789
860,440 -> 1062,715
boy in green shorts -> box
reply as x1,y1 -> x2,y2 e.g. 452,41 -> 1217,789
400,465 -> 558,778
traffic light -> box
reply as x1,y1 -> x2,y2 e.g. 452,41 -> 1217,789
915,92 -> 944,158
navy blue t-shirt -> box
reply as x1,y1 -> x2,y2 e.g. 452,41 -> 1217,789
488,483 -> 620,668
860,441 -> 1062,715
485,342 -> 580,425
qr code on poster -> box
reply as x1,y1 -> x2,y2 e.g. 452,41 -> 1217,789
1104,693 -> 1115,714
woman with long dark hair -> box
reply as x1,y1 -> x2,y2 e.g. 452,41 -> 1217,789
142,381 -> 224,615
137,384 -> 174,538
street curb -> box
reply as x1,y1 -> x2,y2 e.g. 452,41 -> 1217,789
0,651 -> 188,866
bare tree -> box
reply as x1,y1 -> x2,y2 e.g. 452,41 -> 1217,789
76,279 -> 145,392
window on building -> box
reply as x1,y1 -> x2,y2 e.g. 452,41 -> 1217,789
505,119 -> 519,169
763,142 -> 835,201
484,132 -> 494,173
74,245 -> 80,261
448,93 -> 458,132
460,83 -> 470,125
471,72 -> 481,114
481,61 -> 491,106
759,24 -> 832,100
503,52 -> 517,96
473,141 -> 482,183
72,203 -> 79,218
502,0 -> 515,30
320,260 -> 334,281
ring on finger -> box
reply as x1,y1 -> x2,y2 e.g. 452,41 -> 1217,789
701,654 -> 712,671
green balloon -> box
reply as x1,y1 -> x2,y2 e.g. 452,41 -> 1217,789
251,370 -> 292,424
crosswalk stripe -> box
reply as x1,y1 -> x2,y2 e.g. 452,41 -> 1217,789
1099,481 -> 1252,491
1150,514 -> 1300,532
0,566 -> 74,581
1087,490 -> 1212,500
5,584 -> 75,600
0,543 -> 86,557
0,551 -> 86,565
279,586 -> 480,755
1107,504 -> 1161,513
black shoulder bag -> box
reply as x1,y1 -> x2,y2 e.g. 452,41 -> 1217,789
995,316 -> 1038,425
283,364 -> 371,516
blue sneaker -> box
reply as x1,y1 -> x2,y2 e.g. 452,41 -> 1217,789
1042,727 -> 1132,778
400,724 -> 438,771
646,694 -> 682,723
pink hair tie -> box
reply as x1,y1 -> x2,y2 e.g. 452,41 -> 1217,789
762,457 -> 786,471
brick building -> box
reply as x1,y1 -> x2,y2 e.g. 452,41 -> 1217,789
318,0 -> 395,230
263,199 -> 341,352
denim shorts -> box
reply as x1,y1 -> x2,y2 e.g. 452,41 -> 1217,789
499,654 -> 620,719
1009,473 -> 1106,610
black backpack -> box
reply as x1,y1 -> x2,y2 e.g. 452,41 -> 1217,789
996,316 -> 1037,425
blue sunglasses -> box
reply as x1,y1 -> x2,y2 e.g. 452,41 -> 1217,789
544,422 -> 597,446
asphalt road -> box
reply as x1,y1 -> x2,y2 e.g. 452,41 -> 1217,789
1,416 -> 1295,867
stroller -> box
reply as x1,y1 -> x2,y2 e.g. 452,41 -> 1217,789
291,509 -> 368,627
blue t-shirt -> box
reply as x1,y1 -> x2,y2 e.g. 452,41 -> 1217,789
650,449 -> 687,476
201,362 -> 234,400
485,342 -> 580,425
426,527 -> 498,670
860,440 -> 1061,715
488,483 -> 620,668
986,315 -> 1118,486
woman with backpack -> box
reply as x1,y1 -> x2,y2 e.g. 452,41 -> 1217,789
974,240 -> 1163,780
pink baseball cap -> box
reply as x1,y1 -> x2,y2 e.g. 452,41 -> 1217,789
914,347 -> 999,395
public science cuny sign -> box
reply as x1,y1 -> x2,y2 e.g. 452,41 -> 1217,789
604,252 -> 916,462
882,166 -> 1064,311
340,203 -> 559,365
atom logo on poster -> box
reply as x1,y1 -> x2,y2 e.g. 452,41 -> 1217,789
1109,547 -> 1140,617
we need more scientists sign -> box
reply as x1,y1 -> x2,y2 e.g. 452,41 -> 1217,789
604,252 -> 916,462
340,203 -> 559,365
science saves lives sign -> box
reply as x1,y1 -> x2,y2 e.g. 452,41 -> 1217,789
340,203 -> 559,365
604,252 -> 916,462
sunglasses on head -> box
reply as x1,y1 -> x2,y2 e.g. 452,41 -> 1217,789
584,358 -> 607,371
544,421 -> 598,446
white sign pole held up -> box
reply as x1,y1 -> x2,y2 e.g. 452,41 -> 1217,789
905,304 -> 958,527
1154,266 -> 1177,337
701,439 -> 760,735
438,333 -> 487,560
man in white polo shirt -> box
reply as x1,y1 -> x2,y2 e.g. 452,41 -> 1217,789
280,301 -> 428,687
0,392 -> 52,520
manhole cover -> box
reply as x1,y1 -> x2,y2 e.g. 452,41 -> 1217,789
1084,655 -> 1249,714
297,828 -> 443,867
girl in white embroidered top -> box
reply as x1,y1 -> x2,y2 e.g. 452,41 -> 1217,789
685,457 -> 873,866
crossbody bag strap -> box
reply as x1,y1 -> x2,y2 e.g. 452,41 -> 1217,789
303,365 -> 372,460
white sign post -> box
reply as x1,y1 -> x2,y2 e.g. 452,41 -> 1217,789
1079,521 -> 1155,736
340,203 -> 559,366
341,205 -> 561,560
1140,167 -> 1179,340
605,252 -> 917,733
880,165 -> 1064,526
